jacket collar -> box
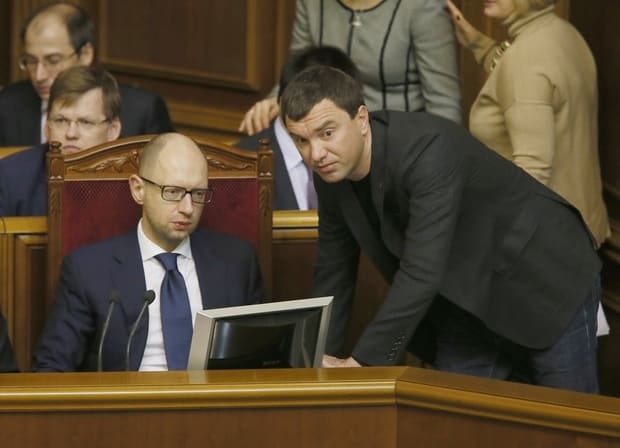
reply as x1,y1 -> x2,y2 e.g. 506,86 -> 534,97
506,5 -> 555,40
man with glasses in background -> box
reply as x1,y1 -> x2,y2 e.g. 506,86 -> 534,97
33,132 -> 264,371
0,65 -> 121,216
0,2 -> 172,146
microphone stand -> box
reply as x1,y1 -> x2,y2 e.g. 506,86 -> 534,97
125,290 -> 156,371
97,290 -> 120,372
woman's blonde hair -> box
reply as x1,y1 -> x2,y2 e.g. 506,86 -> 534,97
513,0 -> 556,14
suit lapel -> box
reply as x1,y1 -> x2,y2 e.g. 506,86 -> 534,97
191,230 -> 229,309
371,114 -> 404,257
110,232 -> 148,369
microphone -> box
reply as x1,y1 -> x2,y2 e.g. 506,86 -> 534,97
97,290 -> 120,372
125,290 -> 156,371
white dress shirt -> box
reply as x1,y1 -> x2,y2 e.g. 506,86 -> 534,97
136,220 -> 204,371
40,102 -> 47,144
274,116 -> 317,210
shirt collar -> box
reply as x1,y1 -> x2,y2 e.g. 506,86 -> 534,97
137,219 -> 193,261
274,115 -> 305,170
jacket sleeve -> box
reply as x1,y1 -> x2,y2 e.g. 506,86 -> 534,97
32,255 -> 96,371
498,49 -> 556,185
0,160 -> 12,216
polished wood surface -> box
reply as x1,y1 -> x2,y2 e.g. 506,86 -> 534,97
0,367 -> 618,447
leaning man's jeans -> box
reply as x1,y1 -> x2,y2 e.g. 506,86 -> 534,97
432,276 -> 600,394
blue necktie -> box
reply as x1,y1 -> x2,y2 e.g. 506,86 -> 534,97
155,253 -> 193,370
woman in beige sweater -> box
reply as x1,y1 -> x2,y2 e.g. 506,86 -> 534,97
447,0 -> 609,332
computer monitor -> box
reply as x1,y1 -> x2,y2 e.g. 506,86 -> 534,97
187,296 -> 333,370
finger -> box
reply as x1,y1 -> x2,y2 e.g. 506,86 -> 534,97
239,107 -> 256,135
251,102 -> 272,134
445,0 -> 462,22
322,354 -> 343,368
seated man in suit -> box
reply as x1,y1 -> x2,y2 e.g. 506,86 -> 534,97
281,66 -> 602,393
33,132 -> 264,371
0,1 -> 172,146
0,65 -> 122,216
236,46 -> 359,210
0,311 -> 18,372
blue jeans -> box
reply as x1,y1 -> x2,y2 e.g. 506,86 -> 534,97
432,277 -> 600,394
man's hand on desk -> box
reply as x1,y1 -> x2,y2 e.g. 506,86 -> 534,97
322,354 -> 361,368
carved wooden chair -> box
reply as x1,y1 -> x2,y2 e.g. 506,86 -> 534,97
45,135 -> 273,309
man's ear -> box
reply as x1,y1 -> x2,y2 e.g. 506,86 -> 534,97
106,118 -> 121,141
78,42 -> 95,66
357,105 -> 370,135
128,174 -> 144,205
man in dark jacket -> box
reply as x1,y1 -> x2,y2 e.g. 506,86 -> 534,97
281,65 -> 601,393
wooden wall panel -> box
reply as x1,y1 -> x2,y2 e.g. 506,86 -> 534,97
100,1 -> 252,88
0,0 -> 10,86
97,0 -> 284,141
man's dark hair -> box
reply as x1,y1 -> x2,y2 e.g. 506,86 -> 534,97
20,2 -> 95,52
280,65 -> 365,122
48,65 -> 121,120
277,46 -> 360,100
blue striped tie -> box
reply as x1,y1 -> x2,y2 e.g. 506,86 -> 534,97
155,253 -> 193,370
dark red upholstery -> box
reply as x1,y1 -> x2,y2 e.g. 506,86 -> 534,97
201,178 -> 259,248
61,178 -> 259,254
62,180 -> 139,254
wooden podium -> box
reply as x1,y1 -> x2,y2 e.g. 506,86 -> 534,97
0,367 -> 618,447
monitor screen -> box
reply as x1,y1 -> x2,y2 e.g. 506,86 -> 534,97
187,296 -> 333,370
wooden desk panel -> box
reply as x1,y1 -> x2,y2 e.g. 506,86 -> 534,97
0,368 -> 617,447
0,217 -> 47,371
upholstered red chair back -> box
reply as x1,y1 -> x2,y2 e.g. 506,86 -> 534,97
46,135 -> 273,309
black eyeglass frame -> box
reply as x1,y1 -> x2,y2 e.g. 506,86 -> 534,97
140,176 -> 214,204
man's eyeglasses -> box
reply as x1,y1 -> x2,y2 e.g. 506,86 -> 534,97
19,51 -> 78,72
48,116 -> 110,132
140,176 -> 214,204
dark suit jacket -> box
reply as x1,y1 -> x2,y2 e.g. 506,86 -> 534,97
235,126 -> 300,210
314,111 -> 601,366
0,80 -> 173,146
0,144 -> 47,216
0,311 -> 18,372
32,229 -> 264,371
